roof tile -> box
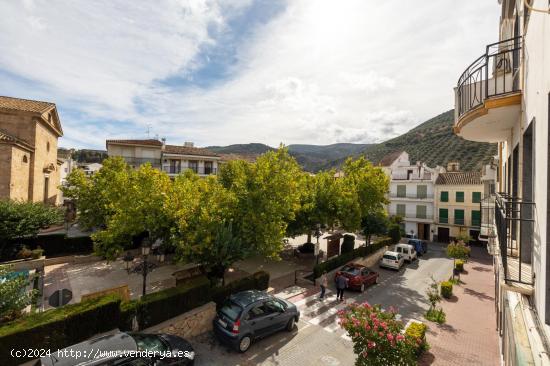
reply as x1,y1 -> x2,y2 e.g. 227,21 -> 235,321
436,171 -> 481,185
0,96 -> 55,113
164,144 -> 219,157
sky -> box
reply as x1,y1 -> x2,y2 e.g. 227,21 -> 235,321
0,0 -> 500,149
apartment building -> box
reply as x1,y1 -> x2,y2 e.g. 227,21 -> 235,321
0,96 -> 63,204
453,1 -> 550,363
433,169 -> 483,243
381,151 -> 442,241
106,139 -> 220,177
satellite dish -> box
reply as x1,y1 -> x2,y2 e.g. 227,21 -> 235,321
49,288 -> 73,307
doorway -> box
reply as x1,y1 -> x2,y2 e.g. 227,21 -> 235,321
437,227 -> 450,243
417,223 -> 430,241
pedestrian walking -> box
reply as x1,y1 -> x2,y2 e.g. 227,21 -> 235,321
319,271 -> 328,300
335,272 -> 349,301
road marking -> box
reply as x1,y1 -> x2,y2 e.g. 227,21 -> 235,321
341,334 -> 351,341
309,299 -> 356,325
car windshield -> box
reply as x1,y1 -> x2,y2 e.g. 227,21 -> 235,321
220,300 -> 243,321
131,334 -> 169,352
340,265 -> 361,275
383,254 -> 396,260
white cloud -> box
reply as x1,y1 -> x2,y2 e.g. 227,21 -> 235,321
0,0 -> 500,148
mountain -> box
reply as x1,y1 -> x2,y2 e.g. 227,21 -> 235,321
206,109 -> 496,172
356,110 -> 496,171
207,142 -> 371,172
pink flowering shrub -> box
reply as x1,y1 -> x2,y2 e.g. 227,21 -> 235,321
338,302 -> 417,366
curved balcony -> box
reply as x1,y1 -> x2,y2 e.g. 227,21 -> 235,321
453,37 -> 522,143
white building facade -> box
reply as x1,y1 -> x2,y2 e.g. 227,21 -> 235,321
453,1 -> 550,363
382,151 -> 442,241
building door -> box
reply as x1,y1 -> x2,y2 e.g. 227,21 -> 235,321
469,230 -> 480,244
417,223 -> 424,240
437,227 -> 450,243
423,224 -> 430,240
43,177 -> 49,204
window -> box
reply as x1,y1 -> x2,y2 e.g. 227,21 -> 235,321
396,185 -> 406,198
472,192 -> 481,203
204,161 -> 213,175
471,210 -> 481,227
440,191 -> 448,202
439,209 -> 448,224
46,141 -> 50,152
456,192 -> 464,202
247,305 -> 267,319
416,205 -> 427,219
454,209 -> 464,225
417,185 -> 427,199
22,155 -> 28,163
43,177 -> 49,204
396,204 -> 406,217
188,160 -> 199,173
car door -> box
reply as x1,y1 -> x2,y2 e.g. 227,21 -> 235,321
264,300 -> 288,333
246,303 -> 272,338
360,268 -> 371,285
364,268 -> 377,284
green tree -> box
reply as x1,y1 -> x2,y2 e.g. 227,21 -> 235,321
0,265 -> 37,323
62,157 -> 131,230
446,240 -> 471,279
92,163 -> 175,259
362,210 -> 389,245
219,146 -> 303,258
388,224 -> 402,244
0,200 -> 63,259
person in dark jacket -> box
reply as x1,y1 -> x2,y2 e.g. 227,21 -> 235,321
335,273 -> 349,301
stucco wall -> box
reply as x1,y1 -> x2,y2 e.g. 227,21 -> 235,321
32,122 -> 61,204
143,301 -> 217,339
0,144 -> 13,198
9,146 -> 31,200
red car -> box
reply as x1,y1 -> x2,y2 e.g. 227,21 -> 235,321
334,263 -> 379,292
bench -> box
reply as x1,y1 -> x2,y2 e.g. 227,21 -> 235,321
172,265 -> 205,286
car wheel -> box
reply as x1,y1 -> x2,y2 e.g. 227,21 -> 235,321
286,317 -> 296,331
238,335 -> 252,353
360,283 -> 365,292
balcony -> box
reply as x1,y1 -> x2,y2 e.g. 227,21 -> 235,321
389,193 -> 434,200
163,166 -> 217,176
454,37 -> 522,143
494,193 -> 534,294
389,212 -> 433,222
121,156 -> 161,168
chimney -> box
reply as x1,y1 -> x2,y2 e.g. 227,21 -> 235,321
161,137 -> 166,149
447,161 -> 460,172
184,141 -> 194,147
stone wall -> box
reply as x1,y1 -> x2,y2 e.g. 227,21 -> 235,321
143,301 -> 216,339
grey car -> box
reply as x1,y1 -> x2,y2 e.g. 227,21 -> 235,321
213,290 -> 300,352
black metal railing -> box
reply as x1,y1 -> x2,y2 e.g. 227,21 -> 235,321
121,156 -> 162,168
163,166 -> 217,175
456,36 -> 522,119
494,192 -> 535,286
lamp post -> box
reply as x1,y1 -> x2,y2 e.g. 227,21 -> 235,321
314,224 -> 322,265
141,238 -> 151,297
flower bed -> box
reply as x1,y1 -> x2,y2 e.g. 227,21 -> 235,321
338,302 -> 421,366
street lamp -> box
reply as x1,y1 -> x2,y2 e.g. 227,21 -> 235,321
141,238 -> 151,297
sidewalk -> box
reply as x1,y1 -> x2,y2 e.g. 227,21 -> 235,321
420,246 -> 499,365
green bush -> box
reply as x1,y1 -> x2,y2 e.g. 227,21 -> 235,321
137,276 -> 211,329
405,322 -> 429,355
211,270 -> 270,308
0,295 -> 121,366
455,260 -> 464,272
313,237 -> 392,278
12,234 -> 94,258
388,224 -> 401,244
340,234 -> 355,254
440,281 -> 453,299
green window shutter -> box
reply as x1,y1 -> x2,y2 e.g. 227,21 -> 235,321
440,191 -> 448,202
439,208 -> 448,224
417,185 -> 427,199
397,185 -> 406,198
454,209 -> 465,225
396,204 -> 406,217
456,192 -> 464,202
416,205 -> 427,219
471,210 -> 481,227
472,192 -> 481,203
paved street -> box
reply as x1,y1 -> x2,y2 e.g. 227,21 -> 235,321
191,244 -> 454,365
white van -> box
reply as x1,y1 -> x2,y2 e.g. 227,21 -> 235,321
394,244 -> 417,262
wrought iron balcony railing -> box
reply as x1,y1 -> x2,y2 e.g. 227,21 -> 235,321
121,156 -> 162,167
494,193 -> 534,287
456,36 -> 522,119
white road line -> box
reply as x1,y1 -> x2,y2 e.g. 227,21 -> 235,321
309,299 -> 356,325
341,334 -> 352,341
292,290 -> 334,308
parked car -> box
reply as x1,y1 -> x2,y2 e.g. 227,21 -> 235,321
394,243 -> 417,262
213,290 -> 300,353
380,251 -> 405,270
408,239 -> 428,256
334,263 -> 379,292
36,332 -> 195,366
